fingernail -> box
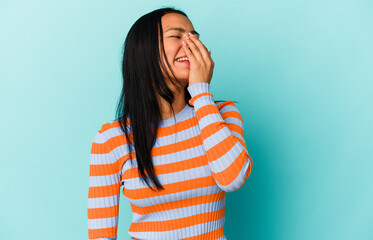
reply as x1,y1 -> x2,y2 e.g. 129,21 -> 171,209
184,34 -> 190,40
188,32 -> 194,38
182,41 -> 186,46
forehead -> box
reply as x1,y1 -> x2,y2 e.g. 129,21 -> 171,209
161,13 -> 193,29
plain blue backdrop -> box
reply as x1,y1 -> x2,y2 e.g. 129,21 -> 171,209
1,0 -> 372,239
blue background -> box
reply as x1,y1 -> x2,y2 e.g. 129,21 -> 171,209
1,0 -> 372,239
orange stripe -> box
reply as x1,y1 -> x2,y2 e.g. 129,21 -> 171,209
98,112 -> 195,139
216,100 -> 235,111
130,191 -> 225,215
212,150 -> 249,186
98,121 -> 132,133
237,137 -> 248,152
201,121 -> 228,140
89,155 -> 127,176
189,92 -> 214,106
221,107 -> 243,121
198,113 -> 245,146
87,204 -> 119,219
124,176 -> 216,200
180,225 -> 224,240
154,154 -> 206,175
88,182 -> 121,198
123,154 -> 207,180
236,156 -> 253,191
195,104 -> 220,121
129,207 -> 225,232
206,134 -> 238,162
156,116 -> 195,136
226,122 -> 244,138
88,226 -> 117,239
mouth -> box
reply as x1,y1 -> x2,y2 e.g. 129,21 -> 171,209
175,56 -> 190,66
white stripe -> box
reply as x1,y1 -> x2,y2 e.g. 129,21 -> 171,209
124,165 -> 211,190
193,94 -> 215,109
87,195 -> 120,209
127,185 -> 222,207
123,144 -> 205,170
203,125 -> 232,151
215,157 -> 251,192
208,141 -> 246,173
89,173 -> 121,187
88,216 -> 118,229
90,144 -> 129,165
199,112 -> 225,130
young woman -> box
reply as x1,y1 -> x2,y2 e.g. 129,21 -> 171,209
87,7 -> 253,240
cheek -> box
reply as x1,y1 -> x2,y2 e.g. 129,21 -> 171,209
163,42 -> 179,59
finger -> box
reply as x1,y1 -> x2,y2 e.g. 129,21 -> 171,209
184,34 -> 204,63
188,33 -> 211,63
182,40 -> 197,64
208,50 -> 214,66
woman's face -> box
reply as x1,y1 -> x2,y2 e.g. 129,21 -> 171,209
160,13 -> 199,85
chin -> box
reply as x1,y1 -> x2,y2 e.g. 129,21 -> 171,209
173,71 -> 189,82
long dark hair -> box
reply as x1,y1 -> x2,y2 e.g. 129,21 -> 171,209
114,7 -> 236,191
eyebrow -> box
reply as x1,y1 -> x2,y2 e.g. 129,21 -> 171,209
165,27 -> 200,37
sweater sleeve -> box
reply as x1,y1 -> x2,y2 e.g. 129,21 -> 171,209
187,82 -> 253,192
87,130 -> 121,240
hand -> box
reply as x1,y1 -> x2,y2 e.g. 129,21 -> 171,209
182,32 -> 215,86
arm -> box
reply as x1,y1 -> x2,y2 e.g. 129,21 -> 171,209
87,130 -> 121,240
187,82 -> 253,192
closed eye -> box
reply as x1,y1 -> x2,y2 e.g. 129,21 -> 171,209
170,36 -> 181,39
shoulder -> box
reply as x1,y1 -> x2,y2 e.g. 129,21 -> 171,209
91,120 -> 132,164
98,119 -> 130,134
92,119 -> 131,146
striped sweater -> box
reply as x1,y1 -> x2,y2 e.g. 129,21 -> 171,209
87,82 -> 253,240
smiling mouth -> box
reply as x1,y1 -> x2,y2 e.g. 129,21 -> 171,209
176,57 -> 189,62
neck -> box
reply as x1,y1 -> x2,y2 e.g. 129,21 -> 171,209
156,83 -> 187,120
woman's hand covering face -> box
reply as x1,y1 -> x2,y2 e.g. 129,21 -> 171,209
182,32 -> 214,86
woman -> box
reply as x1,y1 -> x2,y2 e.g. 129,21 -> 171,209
87,7 -> 253,240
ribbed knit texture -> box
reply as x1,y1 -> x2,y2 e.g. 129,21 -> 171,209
87,82 -> 253,240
